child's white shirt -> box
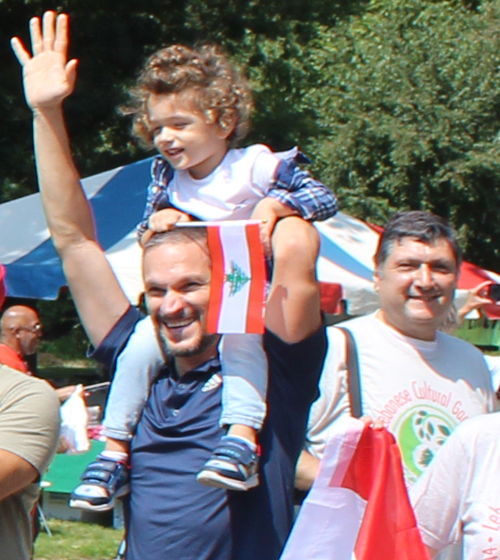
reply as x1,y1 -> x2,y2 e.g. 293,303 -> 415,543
167,144 -> 280,221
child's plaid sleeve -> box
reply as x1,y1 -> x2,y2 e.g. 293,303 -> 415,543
268,159 -> 337,222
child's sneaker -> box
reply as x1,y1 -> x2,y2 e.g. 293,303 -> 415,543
196,435 -> 259,491
69,454 -> 130,511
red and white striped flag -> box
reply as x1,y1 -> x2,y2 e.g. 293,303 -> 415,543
203,220 -> 267,334
281,417 -> 430,560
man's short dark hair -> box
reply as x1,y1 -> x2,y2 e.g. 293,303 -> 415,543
143,226 -> 210,257
375,211 -> 462,268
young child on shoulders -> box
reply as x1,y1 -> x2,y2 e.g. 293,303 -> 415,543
69,44 -> 337,511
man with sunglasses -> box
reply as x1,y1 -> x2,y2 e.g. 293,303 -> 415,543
0,306 -> 43,375
0,299 -> 60,559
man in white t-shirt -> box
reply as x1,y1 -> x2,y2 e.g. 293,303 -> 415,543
296,211 -> 497,492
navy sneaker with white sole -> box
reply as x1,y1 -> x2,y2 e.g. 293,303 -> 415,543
69,455 -> 130,512
196,435 -> 259,491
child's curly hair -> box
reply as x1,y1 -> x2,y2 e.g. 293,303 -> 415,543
123,44 -> 253,147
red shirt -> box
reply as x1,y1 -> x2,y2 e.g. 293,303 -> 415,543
0,344 -> 29,374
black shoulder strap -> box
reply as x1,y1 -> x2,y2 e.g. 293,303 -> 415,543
337,327 -> 363,418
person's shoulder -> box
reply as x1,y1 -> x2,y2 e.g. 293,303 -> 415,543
436,333 -> 492,384
322,315 -> 375,361
0,366 -> 59,416
329,313 -> 375,338
242,143 -> 273,156
224,144 -> 269,159
321,318 -> 368,371
448,411 -> 500,450
224,144 -> 273,166
151,156 -> 174,181
0,365 -> 52,395
28,376 -> 60,402
461,411 -> 500,431
436,330 -> 486,359
0,363 -> 26,381
92,306 -> 144,369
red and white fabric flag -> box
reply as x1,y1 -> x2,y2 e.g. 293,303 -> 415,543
281,417 -> 430,560
202,220 -> 267,334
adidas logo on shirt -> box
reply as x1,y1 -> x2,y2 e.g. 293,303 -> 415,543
201,374 -> 223,393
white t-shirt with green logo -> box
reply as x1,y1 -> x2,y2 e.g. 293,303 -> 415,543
306,312 -> 497,487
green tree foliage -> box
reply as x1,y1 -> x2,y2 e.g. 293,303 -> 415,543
302,0 -> 500,268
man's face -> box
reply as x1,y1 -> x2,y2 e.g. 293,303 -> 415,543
374,237 -> 458,341
147,90 -> 230,180
143,240 -> 219,372
18,318 -> 43,356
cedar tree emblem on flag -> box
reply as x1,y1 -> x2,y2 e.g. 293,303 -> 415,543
225,261 -> 251,296
202,220 -> 267,334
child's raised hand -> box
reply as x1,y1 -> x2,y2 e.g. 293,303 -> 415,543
11,11 -> 78,111
149,208 -> 192,232
140,208 -> 192,245
258,217 -> 277,258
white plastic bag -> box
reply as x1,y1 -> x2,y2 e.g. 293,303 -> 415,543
59,384 -> 90,454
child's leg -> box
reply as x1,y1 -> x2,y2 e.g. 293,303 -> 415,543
197,334 -> 267,491
101,316 -> 162,440
70,315 -> 163,511
266,217 -> 321,342
220,333 -> 268,435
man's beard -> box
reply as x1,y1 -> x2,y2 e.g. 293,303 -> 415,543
157,328 -> 219,359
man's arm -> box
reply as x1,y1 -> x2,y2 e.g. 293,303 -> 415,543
294,450 -> 320,491
0,374 -> 60,502
0,450 -> 38,502
12,12 -> 129,347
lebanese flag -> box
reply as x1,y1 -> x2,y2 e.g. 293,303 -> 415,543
203,220 -> 267,334
281,417 -> 430,560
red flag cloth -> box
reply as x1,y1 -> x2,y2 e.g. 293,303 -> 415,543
280,417 -> 429,560
338,425 -> 430,560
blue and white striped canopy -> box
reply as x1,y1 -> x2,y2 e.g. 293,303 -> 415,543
0,157 -> 153,303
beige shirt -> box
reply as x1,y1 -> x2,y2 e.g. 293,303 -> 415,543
0,365 -> 60,560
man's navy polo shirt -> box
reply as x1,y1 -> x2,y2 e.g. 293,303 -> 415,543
94,307 -> 327,560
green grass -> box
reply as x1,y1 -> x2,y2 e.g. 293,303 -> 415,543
34,520 -> 124,560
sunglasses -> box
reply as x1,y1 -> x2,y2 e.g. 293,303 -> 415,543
18,324 -> 43,335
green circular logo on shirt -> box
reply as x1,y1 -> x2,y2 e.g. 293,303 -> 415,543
393,406 -> 456,486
